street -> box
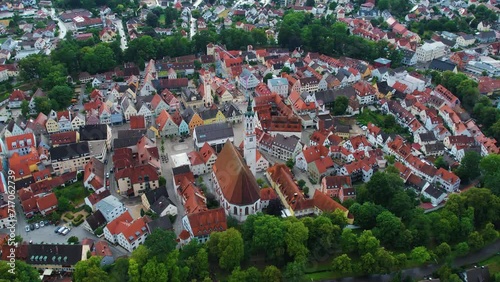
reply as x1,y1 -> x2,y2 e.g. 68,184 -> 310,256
47,8 -> 67,39
113,18 -> 128,50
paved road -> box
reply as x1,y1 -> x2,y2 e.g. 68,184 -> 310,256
113,18 -> 128,50
320,240 -> 500,282
48,8 -> 67,39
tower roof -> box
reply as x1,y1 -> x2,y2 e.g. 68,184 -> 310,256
213,140 -> 260,206
245,96 -> 254,117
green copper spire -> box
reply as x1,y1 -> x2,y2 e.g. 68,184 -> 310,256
245,95 -> 254,117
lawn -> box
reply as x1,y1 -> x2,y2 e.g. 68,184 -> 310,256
159,14 -> 166,26
479,254 -> 500,273
356,109 -> 412,140
54,182 -> 90,206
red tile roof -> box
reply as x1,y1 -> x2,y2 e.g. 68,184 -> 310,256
50,131 -> 78,146
186,208 -> 227,237
130,115 -> 146,129
313,190 -> 348,213
36,193 -> 58,211
105,211 -> 133,235
213,141 -> 260,206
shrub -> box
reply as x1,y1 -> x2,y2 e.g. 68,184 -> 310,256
65,213 -> 74,220
73,219 -> 84,226
74,214 -> 83,221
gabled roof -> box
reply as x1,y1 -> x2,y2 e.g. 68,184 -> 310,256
130,115 -> 146,129
213,141 -> 260,206
186,208 -> 227,237
36,193 -> 58,211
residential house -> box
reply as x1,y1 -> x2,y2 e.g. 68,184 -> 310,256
115,164 -> 159,197
103,211 -> 149,252
8,89 -> 26,109
156,110 -> 179,137
83,157 -> 105,192
49,142 -> 91,175
95,195 -> 127,222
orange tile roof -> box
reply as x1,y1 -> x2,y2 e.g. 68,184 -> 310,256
36,193 -> 57,211
155,110 -> 172,131
213,141 -> 260,206
267,163 -> 314,212
199,142 -> 216,164
186,208 -> 227,237
93,241 -> 113,257
313,190 -> 348,213
187,151 -> 204,165
178,178 -> 207,214
436,168 -> 460,184
105,211 -> 133,235
260,187 -> 277,201
121,217 -> 149,243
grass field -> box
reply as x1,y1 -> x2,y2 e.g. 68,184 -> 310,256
159,14 -> 166,26
479,254 -> 500,273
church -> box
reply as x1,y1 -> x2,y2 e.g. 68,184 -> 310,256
211,99 -> 262,222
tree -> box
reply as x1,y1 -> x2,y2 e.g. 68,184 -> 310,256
0,260 -> 41,282
130,245 -> 149,267
265,198 -> 283,217
57,197 -> 71,212
333,96 -> 349,115
454,151 -> 481,183
283,261 -> 305,282
364,172 -> 405,210
128,259 -> 140,282
262,265 -> 282,282
141,257 -> 168,282
349,202 -> 386,229
467,231 -> 484,251
360,252 -> 378,274
434,242 -> 451,260
207,228 -> 244,271
482,222 -> 498,243
480,154 -> 500,196
357,230 -> 380,255
67,236 -> 79,243
49,85 -> 73,110
340,228 -> 358,253
144,229 -> 177,260
373,211 -> 404,246
331,254 -> 352,274
21,100 -> 30,117
74,256 -> 109,282
252,214 -> 286,262
18,54 -> 51,80
434,156 -> 448,170
308,216 -> 339,256
108,258 -> 129,282
305,0 -> 315,6
284,220 -> 309,263
146,12 -> 159,27
159,176 -> 166,186
297,179 -> 306,189
375,248 -> 396,274
286,158 -> 295,169
410,246 -> 431,264
454,242 -> 469,257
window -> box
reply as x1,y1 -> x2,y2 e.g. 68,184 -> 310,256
245,207 -> 249,215
233,206 -> 237,215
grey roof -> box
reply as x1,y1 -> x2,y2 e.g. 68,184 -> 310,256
418,132 -> 437,142
477,31 -> 495,39
423,184 -> 446,199
424,142 -> 444,153
27,244 -> 83,266
194,123 -> 234,143
198,108 -> 219,120
80,124 -> 108,141
429,59 -> 456,72
172,164 -> 191,175
221,103 -> 242,118
272,134 -> 300,151
85,210 -> 107,231
146,215 -> 173,232
143,186 -> 169,206
150,195 -> 175,214
49,142 -> 90,161
95,195 -> 123,215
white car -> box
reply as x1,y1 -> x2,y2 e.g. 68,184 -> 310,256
25,225 -> 30,232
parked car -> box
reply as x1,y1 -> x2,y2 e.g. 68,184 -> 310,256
106,172 -> 110,178
56,226 -> 65,234
54,227 -> 61,233
25,225 -> 30,232
35,223 -> 39,229
29,224 -> 34,231
40,221 -> 44,227
61,228 -> 70,236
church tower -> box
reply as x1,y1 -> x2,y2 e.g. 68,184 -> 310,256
202,70 -> 213,107
244,96 -> 256,176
